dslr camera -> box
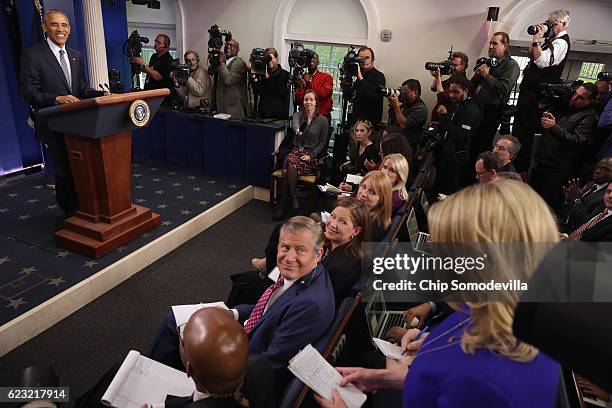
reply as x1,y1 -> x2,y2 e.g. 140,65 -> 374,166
425,46 -> 454,76
170,59 -> 191,86
419,123 -> 445,153
527,21 -> 555,38
474,57 -> 499,70
250,48 -> 272,76
379,86 -> 407,103
598,71 -> 611,81
207,25 -> 232,75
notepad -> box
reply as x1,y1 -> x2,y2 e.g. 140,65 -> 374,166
288,345 -> 366,408
372,338 -> 403,360
345,174 -> 363,184
318,183 -> 344,194
213,113 -> 231,119
101,350 -> 195,408
172,302 -> 229,327
320,211 -> 331,224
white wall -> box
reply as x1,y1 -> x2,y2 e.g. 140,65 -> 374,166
287,0 -> 367,40
178,0 -> 612,116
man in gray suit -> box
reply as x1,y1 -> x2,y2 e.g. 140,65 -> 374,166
217,39 -> 249,119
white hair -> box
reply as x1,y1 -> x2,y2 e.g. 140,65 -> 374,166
548,9 -> 570,27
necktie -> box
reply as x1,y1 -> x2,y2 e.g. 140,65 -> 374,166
569,211 -> 607,240
59,50 -> 71,92
244,276 -> 284,334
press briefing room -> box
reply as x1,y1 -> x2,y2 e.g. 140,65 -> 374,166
0,0 -> 611,407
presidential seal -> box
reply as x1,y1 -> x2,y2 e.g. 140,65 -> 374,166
129,99 -> 150,127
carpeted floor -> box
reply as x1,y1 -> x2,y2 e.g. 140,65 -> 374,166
0,199 -> 277,400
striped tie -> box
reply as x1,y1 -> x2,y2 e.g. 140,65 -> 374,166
569,211 -> 607,240
244,276 -> 284,334
58,49 -> 71,92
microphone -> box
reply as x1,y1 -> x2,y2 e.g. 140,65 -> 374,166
98,83 -> 105,91
103,83 -> 112,93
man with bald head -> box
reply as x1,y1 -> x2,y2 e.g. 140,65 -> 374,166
148,216 -> 335,391
20,9 -> 103,215
216,38 -> 249,119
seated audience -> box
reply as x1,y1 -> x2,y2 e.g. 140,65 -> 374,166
379,132 -> 414,175
229,197 -> 370,307
379,154 -> 409,215
563,182 -> 612,242
316,180 -> 561,408
474,151 -> 500,184
562,156 -> 612,230
355,171 -> 393,242
274,89 -> 329,220
147,217 -> 335,390
340,120 -> 379,176
492,135 -> 521,172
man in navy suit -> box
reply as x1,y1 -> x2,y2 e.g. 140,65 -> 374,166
147,216 -> 336,388
19,9 -> 103,215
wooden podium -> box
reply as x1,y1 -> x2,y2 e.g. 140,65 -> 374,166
38,89 -> 170,258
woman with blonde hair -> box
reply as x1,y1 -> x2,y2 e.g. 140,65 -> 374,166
316,180 -> 561,408
380,154 -> 409,214
355,171 -> 393,242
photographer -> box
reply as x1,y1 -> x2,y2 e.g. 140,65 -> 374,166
430,51 -> 469,122
530,83 -> 598,215
513,9 -> 571,171
294,52 -> 333,120
217,39 -> 249,119
175,50 -> 212,108
349,46 -> 386,126
470,32 -> 520,162
387,79 -> 428,149
250,48 -> 290,120
131,34 -> 173,91
432,75 -> 481,195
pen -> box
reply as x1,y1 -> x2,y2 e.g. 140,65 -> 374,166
402,324 -> 429,356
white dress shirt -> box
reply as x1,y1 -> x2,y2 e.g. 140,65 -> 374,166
232,277 -> 297,323
46,37 -> 72,85
534,30 -> 569,69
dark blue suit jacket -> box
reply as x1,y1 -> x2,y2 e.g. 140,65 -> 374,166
19,41 -> 102,143
235,264 -> 335,370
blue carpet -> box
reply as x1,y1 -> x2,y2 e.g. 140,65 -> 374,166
0,162 -> 247,326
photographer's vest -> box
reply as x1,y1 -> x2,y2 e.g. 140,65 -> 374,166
520,34 -> 570,90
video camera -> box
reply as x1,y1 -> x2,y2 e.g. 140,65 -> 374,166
425,46 -> 454,76
207,25 -> 232,75
170,59 -> 191,86
474,57 -> 499,70
598,71 -> 611,81
123,30 -> 149,58
250,48 -> 272,77
537,81 -> 581,112
379,87 -> 407,103
527,21 -> 555,38
338,46 -> 365,92
288,43 -> 315,84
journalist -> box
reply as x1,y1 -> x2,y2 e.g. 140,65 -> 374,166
430,51 -> 469,122
530,83 -> 598,215
349,46 -> 386,126
217,38 -> 249,119
251,48 -> 290,120
433,75 -> 481,195
131,33 -> 173,91
513,9 -> 571,171
387,79 -> 428,149
175,50 -> 213,108
470,32 -> 520,162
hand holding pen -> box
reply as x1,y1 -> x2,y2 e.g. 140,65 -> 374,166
401,325 -> 429,357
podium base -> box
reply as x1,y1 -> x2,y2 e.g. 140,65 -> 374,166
54,205 -> 161,258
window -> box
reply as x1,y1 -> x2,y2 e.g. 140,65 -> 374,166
136,47 -> 177,89
578,62 -> 605,83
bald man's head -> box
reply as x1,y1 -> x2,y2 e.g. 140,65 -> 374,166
180,308 -> 248,394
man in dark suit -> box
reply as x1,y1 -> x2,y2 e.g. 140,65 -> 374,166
147,217 -> 335,388
578,182 -> 612,242
19,9 -> 103,215
563,156 -> 612,231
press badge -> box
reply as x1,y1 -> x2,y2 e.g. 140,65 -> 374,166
461,124 -> 472,130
